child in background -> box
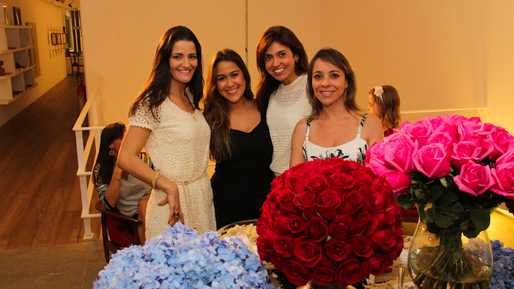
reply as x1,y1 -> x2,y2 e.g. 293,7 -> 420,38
368,85 -> 401,137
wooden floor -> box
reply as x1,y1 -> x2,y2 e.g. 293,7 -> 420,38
0,76 -> 101,252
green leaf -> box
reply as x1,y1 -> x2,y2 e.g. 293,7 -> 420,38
429,185 -> 443,203
434,212 -> 453,228
440,177 -> 448,188
470,209 -> 491,232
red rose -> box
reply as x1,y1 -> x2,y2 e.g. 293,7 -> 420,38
311,255 -> 338,286
293,190 -> 318,219
285,168 -> 309,193
351,170 -> 373,186
351,211 -> 372,235
330,173 -> 355,190
317,189 -> 342,220
329,215 -> 353,240
273,235 -> 294,258
276,190 -> 298,215
375,210 -> 396,230
268,210 -> 291,235
370,255 -> 393,275
305,173 -> 330,193
369,178 -> 392,210
283,259 -> 311,286
339,191 -> 365,217
324,238 -> 351,262
287,214 -> 307,235
348,235 -> 373,258
335,160 -> 361,174
337,257 -> 370,287
293,236 -> 323,268
306,216 -> 329,242
370,228 -> 398,251
260,200 -> 278,216
269,252 -> 287,272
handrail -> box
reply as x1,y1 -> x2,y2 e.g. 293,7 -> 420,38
73,76 -> 104,239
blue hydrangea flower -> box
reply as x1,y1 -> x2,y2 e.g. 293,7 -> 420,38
94,223 -> 275,288
490,240 -> 514,289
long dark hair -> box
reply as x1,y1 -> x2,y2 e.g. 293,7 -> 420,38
129,26 -> 203,118
203,49 -> 254,162
369,85 -> 401,129
307,48 -> 358,120
93,122 -> 125,185
255,26 -> 308,111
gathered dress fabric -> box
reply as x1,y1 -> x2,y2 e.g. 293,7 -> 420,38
129,92 -> 216,240
303,113 -> 369,164
211,111 -> 275,229
266,74 -> 311,177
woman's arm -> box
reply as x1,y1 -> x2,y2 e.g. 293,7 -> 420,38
290,119 -> 308,168
118,126 -> 183,225
363,113 -> 384,147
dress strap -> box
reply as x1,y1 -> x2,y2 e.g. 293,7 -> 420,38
173,171 -> 206,230
357,113 -> 368,139
305,119 -> 311,140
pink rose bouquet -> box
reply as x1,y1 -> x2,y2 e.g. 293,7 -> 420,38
256,158 -> 404,288
364,114 -> 514,288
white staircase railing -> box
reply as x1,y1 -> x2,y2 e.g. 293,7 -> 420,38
72,77 -> 104,239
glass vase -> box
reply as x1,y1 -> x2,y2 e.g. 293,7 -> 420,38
407,206 -> 493,289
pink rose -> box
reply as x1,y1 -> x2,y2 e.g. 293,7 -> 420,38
453,162 -> 494,196
491,163 -> 514,199
403,119 -> 433,147
383,170 -> 412,193
383,137 -> 417,173
460,133 -> 495,161
433,118 -> 459,141
427,132 -> 455,152
487,126 -> 514,160
451,141 -> 482,171
496,149 -> 514,165
414,143 -> 451,178
365,141 -> 387,165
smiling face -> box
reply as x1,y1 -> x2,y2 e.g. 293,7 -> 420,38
311,59 -> 348,108
215,61 -> 246,105
169,40 -> 198,86
264,42 -> 299,85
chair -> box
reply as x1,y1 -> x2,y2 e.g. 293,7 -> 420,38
69,52 -> 84,83
95,200 -> 141,262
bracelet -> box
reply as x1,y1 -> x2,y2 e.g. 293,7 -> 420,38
114,176 -> 121,182
152,172 -> 161,189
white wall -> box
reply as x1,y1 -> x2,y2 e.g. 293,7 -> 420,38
80,0 -> 514,133
0,0 -> 67,127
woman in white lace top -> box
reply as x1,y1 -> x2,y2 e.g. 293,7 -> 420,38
256,26 -> 311,177
118,26 -> 216,240
290,48 -> 383,167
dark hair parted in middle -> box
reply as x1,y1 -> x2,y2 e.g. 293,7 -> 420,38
129,26 -> 203,118
203,49 -> 254,162
307,48 -> 358,120
255,26 -> 308,111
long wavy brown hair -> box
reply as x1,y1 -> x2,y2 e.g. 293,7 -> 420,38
255,26 -> 308,111
129,26 -> 203,119
369,85 -> 401,129
203,49 -> 254,162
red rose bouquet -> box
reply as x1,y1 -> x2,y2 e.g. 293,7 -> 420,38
256,158 -> 404,288
364,114 -> 514,288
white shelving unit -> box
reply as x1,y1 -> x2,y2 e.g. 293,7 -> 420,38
0,24 -> 38,105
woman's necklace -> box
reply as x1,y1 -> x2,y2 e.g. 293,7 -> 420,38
170,92 -> 197,121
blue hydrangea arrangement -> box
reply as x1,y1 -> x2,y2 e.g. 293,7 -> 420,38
490,240 -> 514,289
94,223 -> 275,289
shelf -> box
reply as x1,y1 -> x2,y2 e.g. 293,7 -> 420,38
0,82 -> 38,105
0,45 -> 34,54
0,65 -> 35,80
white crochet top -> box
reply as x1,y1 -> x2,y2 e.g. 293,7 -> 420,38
266,74 -> 311,176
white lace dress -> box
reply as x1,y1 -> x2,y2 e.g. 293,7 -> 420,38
129,92 -> 216,240
266,74 -> 311,176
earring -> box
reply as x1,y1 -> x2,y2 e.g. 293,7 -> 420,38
109,149 -> 115,156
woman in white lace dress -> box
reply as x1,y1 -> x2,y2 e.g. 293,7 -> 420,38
118,26 -> 216,240
255,26 -> 311,177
